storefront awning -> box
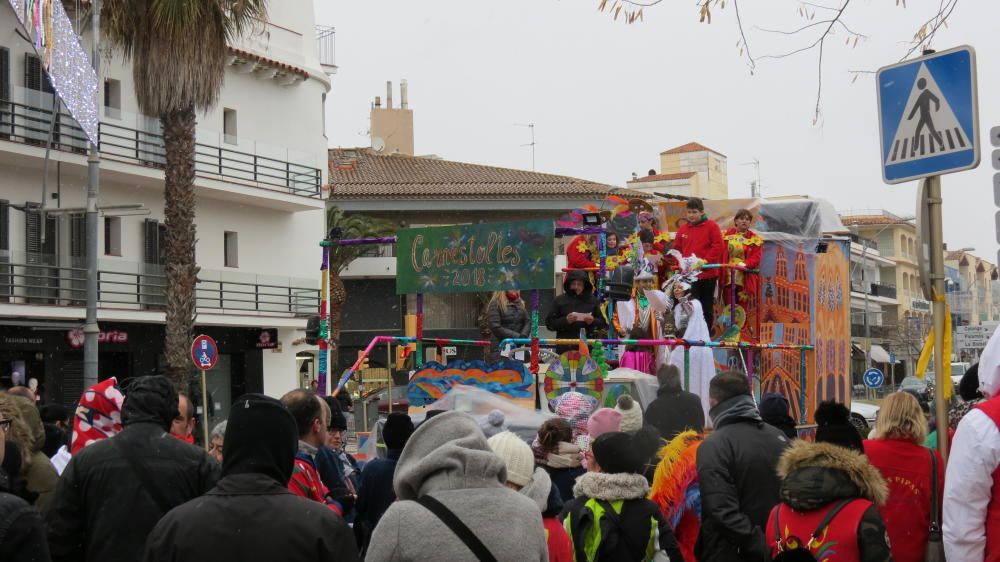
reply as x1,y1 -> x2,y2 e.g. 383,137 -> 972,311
869,344 -> 896,363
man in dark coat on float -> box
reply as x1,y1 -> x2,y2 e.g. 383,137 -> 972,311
143,394 -> 358,561
545,270 -> 607,353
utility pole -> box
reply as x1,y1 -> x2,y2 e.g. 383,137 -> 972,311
927,174 -> 949,462
83,0 -> 102,388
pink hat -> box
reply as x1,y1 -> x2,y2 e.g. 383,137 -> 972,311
587,408 -> 623,440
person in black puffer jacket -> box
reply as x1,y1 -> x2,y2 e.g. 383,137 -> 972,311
46,376 -> 219,562
545,270 -> 607,353
695,372 -> 791,562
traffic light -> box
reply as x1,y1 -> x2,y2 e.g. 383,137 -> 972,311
305,316 -> 320,345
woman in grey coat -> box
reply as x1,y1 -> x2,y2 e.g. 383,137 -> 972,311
366,411 -> 547,562
486,290 -> 530,362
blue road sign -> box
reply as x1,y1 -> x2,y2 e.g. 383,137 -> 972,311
191,334 -> 219,371
863,368 -> 885,389
889,351 -> 896,364
877,46 -> 979,184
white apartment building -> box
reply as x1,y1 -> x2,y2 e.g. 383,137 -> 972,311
0,0 -> 332,420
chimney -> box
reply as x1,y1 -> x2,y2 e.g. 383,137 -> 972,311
386,81 -> 393,109
375,96 -> 381,108
400,79 -> 409,109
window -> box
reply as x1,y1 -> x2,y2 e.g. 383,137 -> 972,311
224,231 -> 238,268
0,199 -> 8,252
104,216 -> 122,256
104,79 -> 121,119
144,219 -> 166,265
69,213 -> 85,259
223,108 -> 237,144
0,47 -> 10,102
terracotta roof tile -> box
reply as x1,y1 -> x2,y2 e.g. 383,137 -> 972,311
327,148 -> 652,200
227,47 -> 309,78
660,142 -> 725,157
631,172 -> 697,183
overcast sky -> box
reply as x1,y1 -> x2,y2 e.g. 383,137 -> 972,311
316,1 -> 997,262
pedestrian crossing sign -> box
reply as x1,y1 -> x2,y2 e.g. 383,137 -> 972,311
877,46 -> 979,184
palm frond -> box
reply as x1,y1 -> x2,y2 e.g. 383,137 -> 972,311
327,207 -> 396,273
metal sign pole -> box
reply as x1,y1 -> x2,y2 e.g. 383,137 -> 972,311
201,369 -> 210,451
927,175 -> 949,463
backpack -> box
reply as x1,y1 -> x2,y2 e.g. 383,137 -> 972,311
772,499 -> 853,562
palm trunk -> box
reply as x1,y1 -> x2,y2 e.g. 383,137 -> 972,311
329,271 -> 346,377
162,105 -> 199,389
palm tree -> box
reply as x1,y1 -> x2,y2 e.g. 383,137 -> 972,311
102,0 -> 267,387
327,207 -> 395,373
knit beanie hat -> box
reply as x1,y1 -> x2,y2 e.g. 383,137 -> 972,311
382,413 -> 415,450
480,409 -> 508,439
587,408 -> 623,441
591,431 -> 641,474
814,401 -> 864,452
614,395 -> 643,435
487,431 -> 535,488
324,396 -> 348,431
554,391 -> 597,440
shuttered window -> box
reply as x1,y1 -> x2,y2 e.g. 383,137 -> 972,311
0,200 -> 9,251
144,219 -> 166,265
0,47 -> 10,100
23,54 -> 54,93
24,204 -> 57,256
70,213 -> 85,258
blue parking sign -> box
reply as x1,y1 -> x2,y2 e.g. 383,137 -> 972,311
877,46 -> 980,184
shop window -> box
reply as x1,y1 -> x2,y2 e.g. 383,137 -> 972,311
104,216 -> 122,256
224,231 -> 238,268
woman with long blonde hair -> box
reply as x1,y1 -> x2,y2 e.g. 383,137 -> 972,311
485,289 -> 530,362
864,391 -> 943,562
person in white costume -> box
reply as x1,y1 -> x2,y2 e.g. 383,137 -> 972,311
944,323 -> 1000,562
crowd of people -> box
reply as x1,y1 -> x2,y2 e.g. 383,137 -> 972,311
0,351 -> 994,561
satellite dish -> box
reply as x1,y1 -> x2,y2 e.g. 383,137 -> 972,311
372,137 -> 386,152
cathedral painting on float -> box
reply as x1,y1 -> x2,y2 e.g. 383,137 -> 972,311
757,238 -> 850,425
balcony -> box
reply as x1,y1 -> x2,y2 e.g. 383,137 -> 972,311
870,283 -> 897,299
851,324 -> 893,340
0,99 -> 322,197
0,252 -> 318,317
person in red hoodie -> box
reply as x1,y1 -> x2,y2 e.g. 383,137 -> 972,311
566,235 -> 597,271
864,391 -> 943,562
672,198 -> 725,331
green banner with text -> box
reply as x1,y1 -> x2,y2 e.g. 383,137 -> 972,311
395,220 -> 554,294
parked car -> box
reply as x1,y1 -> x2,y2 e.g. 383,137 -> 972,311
849,401 -> 879,433
899,375 -> 929,395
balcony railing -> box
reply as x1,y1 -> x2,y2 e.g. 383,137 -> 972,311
870,283 -> 897,299
0,99 -> 322,197
0,253 -> 318,316
850,324 -> 893,340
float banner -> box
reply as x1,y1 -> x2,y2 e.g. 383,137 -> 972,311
396,219 -> 554,294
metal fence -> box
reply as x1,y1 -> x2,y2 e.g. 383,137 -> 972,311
0,100 -> 322,196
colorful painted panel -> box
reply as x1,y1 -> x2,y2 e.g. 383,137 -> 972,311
395,219 -> 554,294
544,351 -> 604,407
407,360 -> 535,406
812,240 -> 851,413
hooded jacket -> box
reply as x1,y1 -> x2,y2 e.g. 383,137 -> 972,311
945,324 -> 1000,562
644,384 -> 706,441
768,441 -> 892,562
545,271 -> 607,350
758,393 -> 797,440
521,467 -> 573,562
143,394 -> 358,562
673,216 -> 725,281
10,396 -> 59,512
366,411 -> 547,562
46,376 -> 219,562
695,395 -> 790,562
560,471 -> 684,562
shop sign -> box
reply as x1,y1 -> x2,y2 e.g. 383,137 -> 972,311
67,330 -> 128,349
255,328 -> 278,349
911,298 -> 931,312
1,335 -> 44,346
395,219 -> 554,294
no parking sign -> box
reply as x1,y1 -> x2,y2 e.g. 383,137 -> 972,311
191,335 -> 219,371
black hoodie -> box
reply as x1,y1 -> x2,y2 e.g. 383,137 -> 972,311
143,394 -> 359,562
545,270 -> 607,351
47,376 -> 219,562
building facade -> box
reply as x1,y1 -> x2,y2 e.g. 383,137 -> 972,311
0,1 -> 331,416
626,142 -> 729,200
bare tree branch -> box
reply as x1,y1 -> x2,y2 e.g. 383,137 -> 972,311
733,0 -> 756,72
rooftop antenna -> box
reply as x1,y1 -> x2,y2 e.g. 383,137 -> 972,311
742,158 -> 761,198
515,122 -> 536,170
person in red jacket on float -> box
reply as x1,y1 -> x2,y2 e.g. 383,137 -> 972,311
566,235 -> 597,271
945,324 -> 1000,562
721,208 -> 762,342
864,391 -> 944,562
672,198 -> 724,332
